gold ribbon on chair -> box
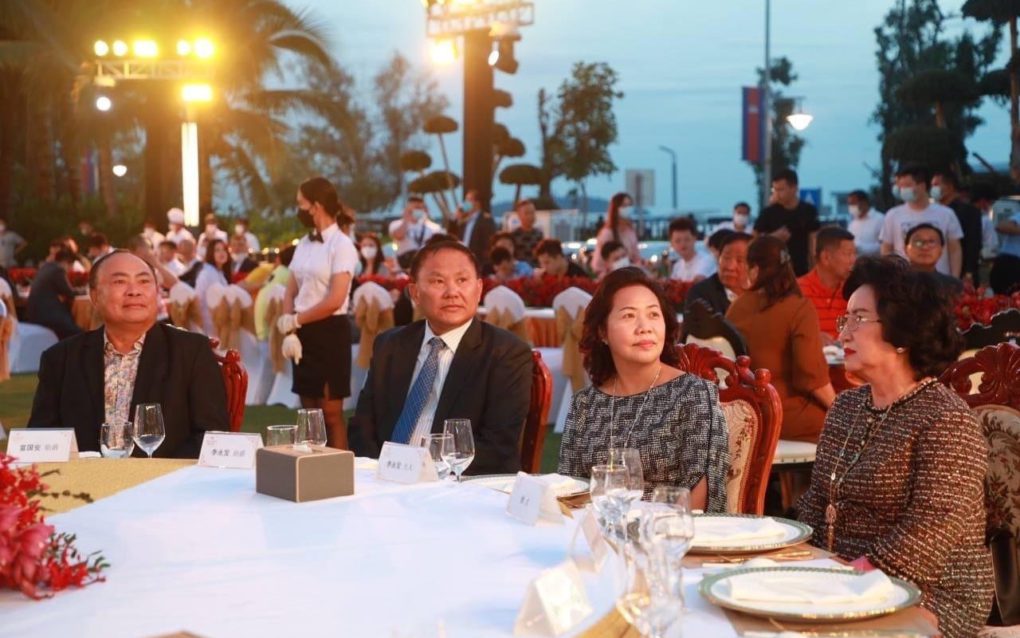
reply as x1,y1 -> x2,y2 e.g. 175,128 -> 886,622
169,298 -> 201,331
485,308 -> 532,345
237,299 -> 256,337
556,306 -> 588,392
211,299 -> 233,351
0,314 -> 13,382
264,298 -> 286,374
214,298 -> 248,352
354,298 -> 395,369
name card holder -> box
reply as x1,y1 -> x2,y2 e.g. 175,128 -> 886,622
198,432 -> 263,469
507,472 -> 564,526
513,560 -> 592,637
8,428 -> 78,463
376,442 -> 438,484
568,506 -> 612,572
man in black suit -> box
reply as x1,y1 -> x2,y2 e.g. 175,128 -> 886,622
29,251 -> 228,458
27,247 -> 81,340
449,189 -> 497,269
228,234 -> 258,276
683,232 -> 752,316
350,240 -> 532,475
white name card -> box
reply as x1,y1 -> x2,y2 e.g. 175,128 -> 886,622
513,560 -> 593,637
8,428 -> 79,463
376,442 -> 438,484
568,506 -> 611,572
506,472 -> 563,526
198,432 -> 263,469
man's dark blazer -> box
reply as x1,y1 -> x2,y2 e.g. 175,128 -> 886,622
449,213 -> 497,267
683,273 -> 732,317
28,322 -> 228,458
27,262 -> 80,339
349,318 -> 532,475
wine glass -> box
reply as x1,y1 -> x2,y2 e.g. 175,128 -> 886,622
442,419 -> 475,482
608,447 -> 645,507
590,464 -> 630,543
100,422 -> 135,458
641,486 -> 694,612
419,433 -> 453,480
296,409 -> 327,447
132,403 -> 166,459
266,425 -> 298,447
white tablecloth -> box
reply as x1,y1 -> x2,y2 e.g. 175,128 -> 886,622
0,465 -> 774,637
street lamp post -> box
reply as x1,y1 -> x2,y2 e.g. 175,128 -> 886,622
658,145 -> 677,211
762,0 -> 772,213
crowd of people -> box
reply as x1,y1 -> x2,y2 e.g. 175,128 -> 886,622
6,163 -> 1017,637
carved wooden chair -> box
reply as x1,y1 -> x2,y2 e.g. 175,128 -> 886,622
520,350 -> 554,474
675,342 -> 783,514
210,338 -> 248,433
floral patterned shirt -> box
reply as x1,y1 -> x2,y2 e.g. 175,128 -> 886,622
104,332 -> 145,425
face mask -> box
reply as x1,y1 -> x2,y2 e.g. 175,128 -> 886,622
411,209 -> 424,222
462,201 -> 473,212
611,257 -> 631,271
297,207 -> 315,228
619,206 -> 633,218
205,224 -> 218,235
929,185 -> 942,201
899,187 -> 916,203
848,205 -> 861,219
234,224 -> 245,236
361,245 -> 378,260
734,213 -> 750,226
891,185 -> 901,200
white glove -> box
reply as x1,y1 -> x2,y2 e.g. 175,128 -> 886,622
276,313 -> 300,335
282,333 -> 303,365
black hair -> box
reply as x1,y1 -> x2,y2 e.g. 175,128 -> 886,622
489,246 -> 514,266
535,238 -> 566,258
410,239 -> 481,279
88,233 -> 109,250
932,169 -> 960,189
299,176 -> 341,218
848,190 -> 870,204
815,226 -> 855,258
668,217 -> 697,237
734,202 -> 751,212
600,239 -> 624,261
719,231 -> 753,252
747,236 -> 799,309
895,162 -> 930,186
203,238 -> 232,280
772,168 -> 799,186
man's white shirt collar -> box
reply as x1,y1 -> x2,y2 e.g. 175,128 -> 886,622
424,317 -> 472,354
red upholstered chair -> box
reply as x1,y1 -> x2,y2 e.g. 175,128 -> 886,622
210,339 -> 248,433
675,342 -> 783,515
520,350 -> 554,474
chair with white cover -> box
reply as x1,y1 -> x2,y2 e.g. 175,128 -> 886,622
482,285 -> 531,344
216,285 -> 261,405
264,284 -> 300,408
167,281 -> 201,332
551,287 -> 592,432
0,277 -> 14,381
348,282 -> 396,410
10,322 -> 58,374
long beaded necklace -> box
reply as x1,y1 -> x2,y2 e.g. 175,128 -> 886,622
824,379 -> 929,552
608,365 -> 662,450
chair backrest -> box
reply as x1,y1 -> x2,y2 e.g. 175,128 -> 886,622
210,338 -> 248,432
520,350 -> 553,473
939,342 -> 1020,410
682,298 -> 748,357
961,308 -> 1020,350
675,342 -> 783,514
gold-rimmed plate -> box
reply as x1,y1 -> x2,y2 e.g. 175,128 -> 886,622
699,566 -> 922,622
689,513 -> 812,554
461,474 -> 590,498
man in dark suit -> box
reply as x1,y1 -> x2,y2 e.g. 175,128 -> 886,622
350,240 -> 532,475
228,234 -> 258,276
27,247 -> 81,340
29,251 -> 228,458
683,232 -> 751,316
448,189 -> 497,269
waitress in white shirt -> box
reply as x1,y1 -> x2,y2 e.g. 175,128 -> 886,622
277,177 -> 359,449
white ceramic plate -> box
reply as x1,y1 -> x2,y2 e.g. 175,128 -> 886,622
699,566 -> 922,622
689,514 -> 812,554
462,473 -> 590,498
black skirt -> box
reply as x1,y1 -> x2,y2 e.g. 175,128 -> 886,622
291,314 -> 351,399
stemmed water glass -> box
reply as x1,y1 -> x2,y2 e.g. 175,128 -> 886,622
100,422 -> 135,458
419,433 -> 453,480
132,403 -> 166,459
608,447 -> 645,509
590,464 -> 630,544
442,419 -> 475,482
296,408 -> 327,448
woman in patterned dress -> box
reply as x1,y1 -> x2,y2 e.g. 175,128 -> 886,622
797,256 -> 993,638
557,267 -> 729,512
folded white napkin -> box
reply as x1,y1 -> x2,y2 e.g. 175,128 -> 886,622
538,473 -> 581,496
725,569 -> 894,605
693,516 -> 788,545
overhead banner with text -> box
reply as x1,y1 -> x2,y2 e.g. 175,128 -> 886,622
742,86 -> 764,165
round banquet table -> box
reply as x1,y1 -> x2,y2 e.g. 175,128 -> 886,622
0,459 -> 936,637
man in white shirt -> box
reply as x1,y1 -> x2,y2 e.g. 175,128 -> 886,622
714,202 -> 752,234
141,221 -> 165,251
350,240 -> 532,474
389,196 -> 442,270
847,190 -> 884,257
196,213 -> 228,260
668,217 -> 716,282
880,163 -> 963,276
233,217 -> 261,254
173,238 -> 203,287
0,216 -> 26,268
164,208 -> 195,247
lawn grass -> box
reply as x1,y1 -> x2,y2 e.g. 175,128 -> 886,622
0,373 -> 563,472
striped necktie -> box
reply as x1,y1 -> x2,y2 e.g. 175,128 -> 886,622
391,337 -> 446,444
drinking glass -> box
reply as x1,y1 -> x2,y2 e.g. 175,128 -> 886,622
608,447 -> 645,507
100,422 -> 135,458
296,409 -> 327,447
266,424 -> 298,447
640,486 -> 695,611
419,433 -> 453,480
441,419 -> 475,482
590,464 -> 630,543
132,403 -> 166,458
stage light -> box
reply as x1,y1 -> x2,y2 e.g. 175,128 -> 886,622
182,83 -> 213,102
112,40 -> 129,57
194,38 -> 215,59
430,38 -> 457,65
177,40 -> 192,56
94,40 -> 109,57
112,164 -> 127,177
95,96 -> 112,112
133,40 -> 158,58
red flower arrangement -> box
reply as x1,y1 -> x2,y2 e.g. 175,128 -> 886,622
67,271 -> 89,288
954,286 -> 1020,331
7,267 -> 37,287
356,274 -> 411,292
0,455 -> 107,599
497,275 -> 599,308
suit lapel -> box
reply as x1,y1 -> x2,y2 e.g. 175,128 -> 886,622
81,329 -> 105,427
431,318 -> 482,432
130,324 -> 169,416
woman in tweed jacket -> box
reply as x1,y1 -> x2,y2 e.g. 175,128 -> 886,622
797,257 -> 993,638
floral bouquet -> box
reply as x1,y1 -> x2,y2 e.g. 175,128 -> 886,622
954,286 -> 1020,331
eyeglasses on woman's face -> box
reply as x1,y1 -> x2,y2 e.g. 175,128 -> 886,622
836,313 -> 882,334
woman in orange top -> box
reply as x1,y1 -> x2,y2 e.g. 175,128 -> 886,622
727,236 -> 835,442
